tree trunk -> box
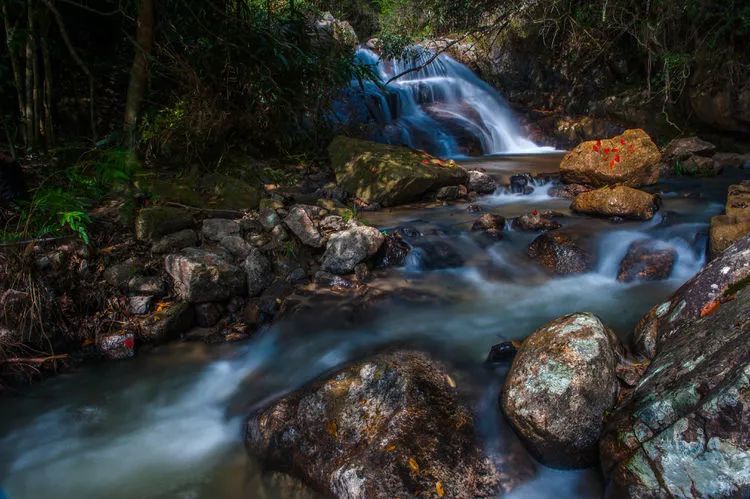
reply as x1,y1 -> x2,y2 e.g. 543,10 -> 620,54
28,0 -> 42,148
24,1 -> 34,150
2,4 -> 28,148
123,0 -> 154,143
39,7 -> 54,146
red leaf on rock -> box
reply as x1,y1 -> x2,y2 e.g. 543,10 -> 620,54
123,336 -> 135,349
614,154 -> 621,162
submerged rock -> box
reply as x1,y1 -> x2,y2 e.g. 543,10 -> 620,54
328,136 -> 469,206
372,233 -> 410,268
165,248 -> 246,302
601,283 -> 750,497
571,185 -> 659,220
548,183 -> 591,200
509,173 -> 534,195
527,230 -> 593,275
321,225 -> 384,274
413,240 -> 465,269
471,213 -> 506,240
246,350 -> 535,498
511,211 -> 561,232
502,313 -> 623,468
617,240 -> 677,282
559,129 -> 660,187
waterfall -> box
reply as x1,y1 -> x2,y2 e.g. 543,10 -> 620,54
341,46 -> 552,158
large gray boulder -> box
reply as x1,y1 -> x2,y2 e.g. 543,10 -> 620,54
321,226 -> 384,274
502,313 -> 623,468
284,205 -> 324,248
246,351 -> 535,498
165,248 -> 246,302
242,248 -> 273,297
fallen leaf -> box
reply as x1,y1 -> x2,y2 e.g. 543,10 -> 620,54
700,300 -> 720,317
436,481 -> 445,497
325,420 -> 338,438
408,457 -> 419,473
445,374 -> 456,388
386,443 -> 397,452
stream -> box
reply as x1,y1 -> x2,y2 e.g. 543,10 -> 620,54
0,153 -> 743,499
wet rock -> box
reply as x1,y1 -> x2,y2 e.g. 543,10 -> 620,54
486,341 -> 520,364
511,211 -> 561,232
714,152 -> 750,169
103,259 -> 138,290
414,240 -> 465,269
129,295 -> 153,315
353,263 -> 371,283
318,215 -> 347,236
571,185 -> 658,220
258,279 -> 294,315
151,229 -> 198,254
128,276 -> 166,297
467,204 -> 483,213
194,302 -> 225,327
201,218 -> 240,242
135,206 -> 193,242
96,331 -> 135,360
321,225 -> 385,274
219,235 -> 253,260
548,183 -> 591,200
372,233 -> 410,268
165,248 -> 246,302
243,248 -> 273,297
662,136 -> 716,162
502,313 -> 623,468
328,136 -> 469,206
314,270 -> 357,289
467,170 -> 497,194
709,182 -> 750,258
528,230 -> 593,275
284,205 -> 324,248
435,184 -> 468,200
601,283 -> 750,497
559,129 -> 660,187
270,224 -> 289,245
632,232 -> 750,359
471,213 -> 505,240
617,240 -> 677,282
509,173 -> 534,194
679,155 -> 722,176
246,350 -> 534,498
259,207 -> 280,230
138,301 -> 194,343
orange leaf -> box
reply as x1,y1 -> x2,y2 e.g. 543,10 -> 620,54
436,481 -> 445,497
326,420 -> 338,437
407,457 -> 419,473
385,443 -> 397,452
700,300 -> 720,317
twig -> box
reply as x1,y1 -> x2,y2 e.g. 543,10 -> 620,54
0,235 -> 73,248
0,353 -> 68,365
164,201 -> 244,216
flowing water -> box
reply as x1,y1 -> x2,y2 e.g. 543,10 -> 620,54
339,47 -> 555,157
0,152 -> 743,498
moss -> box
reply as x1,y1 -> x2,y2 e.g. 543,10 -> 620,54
723,274 -> 750,298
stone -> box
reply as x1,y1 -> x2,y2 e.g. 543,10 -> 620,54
714,152 -> 750,169
194,302 -> 225,327
467,170 -> 497,194
243,248 -> 273,297
246,350 -> 535,498
259,207 -> 280,230
502,313 -> 623,468
617,240 -> 677,282
528,231 -> 593,275
129,295 -> 153,315
135,206 -> 193,242
353,263 -> 371,283
434,184 -> 467,200
632,233 -> 750,359
127,276 -> 166,297
138,301 -> 194,343
284,205 -> 323,248
103,260 -> 138,290
329,136 -> 469,206
321,225 -> 385,274
679,155 -> 722,176
414,240 -> 465,269
372,233 -> 410,269
571,185 -> 658,220
559,129 -> 660,187
151,229 -> 198,254
662,136 -> 716,161
97,331 -> 135,360
509,173 -> 534,194
219,235 -> 253,260
201,218 -> 240,242
319,215 -> 347,236
511,211 -> 561,232
548,183 -> 591,200
601,283 -> 750,497
165,248 -> 246,302
471,213 -> 505,240
709,182 -> 750,258
486,341 -> 520,364
313,270 -> 357,289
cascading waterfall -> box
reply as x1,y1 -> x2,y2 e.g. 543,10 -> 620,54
343,46 -> 553,157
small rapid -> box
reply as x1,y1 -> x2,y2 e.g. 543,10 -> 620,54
341,47 -> 554,157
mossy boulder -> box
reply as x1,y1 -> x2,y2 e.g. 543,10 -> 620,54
137,172 -> 260,211
571,185 -> 659,220
328,136 -> 469,206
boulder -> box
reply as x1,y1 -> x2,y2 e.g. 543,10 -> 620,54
511,211 -> 561,232
548,183 -> 591,200
284,205 -> 324,248
688,67 -> 750,135
219,235 -> 253,260
372,233 -> 410,268
201,218 -> 240,242
677,155 -> 722,177
571,185 -> 658,220
709,182 -> 750,258
413,240 -> 465,269
328,136 -> 469,206
321,225 -> 384,274
135,206 -> 193,242
243,248 -> 273,297
714,152 -> 750,169
601,283 -> 750,497
165,248 -> 246,302
471,213 -> 505,240
617,240 -> 677,282
559,129 -> 660,187
138,301 -> 194,343
467,170 -> 497,194
662,136 -> 716,162
632,233 -> 750,359
528,230 -> 593,275
509,173 -> 534,195
246,351 -> 535,498
502,313 -> 623,468
434,184 -> 468,201
151,229 -> 198,254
